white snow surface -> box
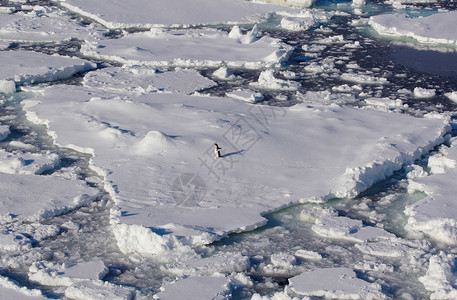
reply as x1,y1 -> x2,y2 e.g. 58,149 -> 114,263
0,51 -> 96,85
29,260 -> 109,287
81,28 -> 292,69
54,0 -> 295,28
0,275 -> 48,300
369,11 -> 457,46
64,280 -> 135,300
288,267 -> 386,299
0,173 -> 99,223
0,7 -> 106,43
406,139 -> 457,244
419,251 -> 457,299
153,275 -> 234,300
83,67 -> 216,95
0,124 -> 10,140
23,84 -> 450,255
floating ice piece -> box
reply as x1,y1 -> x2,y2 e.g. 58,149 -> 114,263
29,260 -> 109,287
82,29 -> 292,69
294,249 -> 323,261
369,11 -> 457,46
304,58 -> 337,73
354,240 -> 414,257
352,0 -> 366,7
0,150 -> 59,175
0,8 -> 106,43
364,97 -> 404,110
250,69 -> 301,90
0,222 -> 60,251
0,125 -> 10,141
414,87 -> 436,98
296,90 -> 358,105
162,252 -> 250,276
212,67 -> 240,81
288,267 -> 386,299
83,67 -> 216,95
354,261 -> 394,273
0,173 -> 99,222
23,85 -> 450,255
0,275 -> 48,299
65,280 -> 135,300
340,73 -> 388,85
261,0 -> 314,7
406,139 -> 457,244
316,35 -> 346,44
312,215 -> 395,242
279,9 -> 333,32
445,91 -> 457,103
0,51 -> 96,85
299,205 -> 338,222
0,80 -> 16,94
226,89 -> 264,103
153,276 -> 235,300
419,251 -> 457,299
56,0 -> 295,29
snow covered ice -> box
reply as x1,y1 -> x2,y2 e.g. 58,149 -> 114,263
2,0 -> 457,299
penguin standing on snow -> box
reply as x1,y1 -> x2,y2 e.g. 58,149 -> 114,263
214,143 -> 222,158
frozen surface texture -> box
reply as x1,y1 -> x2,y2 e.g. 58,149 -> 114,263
82,28 -> 292,68
0,149 -> 59,175
64,280 -> 135,300
55,0 -> 294,28
0,275 -> 48,300
419,251 -> 457,299
0,51 -> 96,85
0,173 -> 99,222
23,84 -> 450,255
406,138 -> 457,244
0,125 -> 10,140
370,11 -> 457,46
288,267 -> 386,299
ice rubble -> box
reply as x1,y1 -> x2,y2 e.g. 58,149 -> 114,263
369,11 -> 457,46
81,28 -> 292,68
64,280 -> 135,300
0,6 -> 106,43
0,125 -> 10,140
288,267 -> 385,299
54,0 -> 295,29
419,251 -> 457,299
82,67 -> 216,95
406,138 -> 457,244
0,51 -> 96,86
22,83 -> 450,256
0,275 -> 48,300
0,150 -> 59,175
414,87 -> 436,98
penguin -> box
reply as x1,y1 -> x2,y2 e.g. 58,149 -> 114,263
214,143 -> 222,158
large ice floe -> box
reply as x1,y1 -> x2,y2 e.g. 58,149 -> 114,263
406,137 -> 457,244
53,0 -> 294,28
369,10 -> 457,46
0,51 -> 96,87
82,27 -> 292,68
22,81 -> 450,256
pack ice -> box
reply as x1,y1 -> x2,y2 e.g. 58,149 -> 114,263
22,83 -> 450,256
369,11 -> 457,46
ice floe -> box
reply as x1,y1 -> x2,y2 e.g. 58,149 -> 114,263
445,91 -> 457,103
288,267 -> 386,299
249,69 -> 301,90
0,149 -> 59,175
369,11 -> 457,46
0,6 -> 106,43
0,124 -> 10,140
278,9 -> 332,31
64,279 -> 135,300
414,87 -> 436,98
226,89 -> 264,103
406,138 -> 457,244
0,173 -> 99,223
0,51 -> 96,86
0,275 -> 48,299
83,67 -> 216,95
81,28 -> 292,68
55,0 -> 295,29
22,84 -> 451,256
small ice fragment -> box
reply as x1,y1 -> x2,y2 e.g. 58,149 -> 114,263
65,280 -> 135,300
294,249 -> 322,261
0,125 -> 10,141
414,87 -> 436,98
445,91 -> 457,103
226,89 -> 263,103
0,80 -> 16,94
212,67 -> 239,80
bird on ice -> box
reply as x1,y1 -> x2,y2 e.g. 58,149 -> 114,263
214,143 -> 222,158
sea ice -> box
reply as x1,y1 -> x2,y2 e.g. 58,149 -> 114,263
369,11 -> 457,46
212,67 -> 240,81
0,150 -> 59,174
0,275 -> 48,300
153,275 -> 235,300
0,80 -> 16,94
82,67 -> 216,95
28,260 -> 108,287
0,173 -> 99,222
278,9 -> 332,31
0,6 -> 106,43
288,267 -> 386,299
23,84 -> 450,255
340,73 -> 388,85
64,280 -> 135,300
445,91 -> 457,103
406,138 -> 457,244
0,51 -> 96,86
226,89 -> 264,103
54,0 -> 295,28
81,28 -> 292,68
249,69 -> 301,90
413,87 -> 436,98
0,124 -> 10,141
419,251 -> 457,299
